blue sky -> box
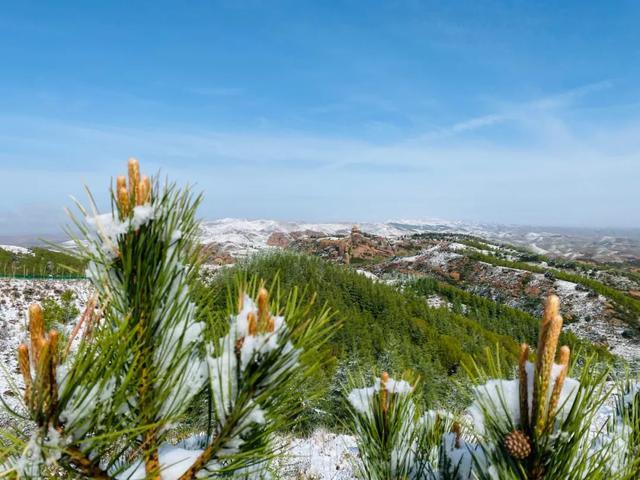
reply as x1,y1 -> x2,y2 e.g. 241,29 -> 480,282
1,1 -> 639,234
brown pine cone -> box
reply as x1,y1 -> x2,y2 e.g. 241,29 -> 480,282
504,429 -> 532,460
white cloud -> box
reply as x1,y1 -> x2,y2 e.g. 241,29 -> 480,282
413,80 -> 615,141
0,79 -> 638,232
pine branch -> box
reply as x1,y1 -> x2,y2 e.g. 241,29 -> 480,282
469,295 -> 615,480
177,403 -> 248,480
0,159 -> 332,478
177,284 -> 335,478
346,372 -> 427,479
65,445 -> 112,480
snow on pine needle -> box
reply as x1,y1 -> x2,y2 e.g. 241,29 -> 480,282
345,372 -> 471,480
347,374 -> 413,415
345,372 -> 420,479
0,159 -> 336,480
601,378 -> 640,478
191,283 -> 335,478
344,296 -> 640,480
468,294 -> 618,480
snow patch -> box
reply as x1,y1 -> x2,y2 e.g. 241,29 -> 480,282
272,430 -> 358,480
347,376 -> 413,414
117,445 -> 203,479
355,269 -> 379,281
469,361 -> 579,434
0,245 -> 33,256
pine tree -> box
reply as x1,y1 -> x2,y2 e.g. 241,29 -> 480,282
345,296 -> 640,480
468,295 -> 615,479
604,376 -> 640,479
345,372 -> 470,479
0,159 -> 335,479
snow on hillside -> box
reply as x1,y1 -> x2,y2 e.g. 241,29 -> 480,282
199,218 -> 406,256
6,218 -> 640,263
197,218 -> 511,259
0,245 -> 33,255
0,278 -> 89,424
390,245 -> 462,270
198,218 -> 640,263
198,218 -> 488,251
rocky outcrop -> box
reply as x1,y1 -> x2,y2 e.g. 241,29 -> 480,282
200,243 -> 235,265
290,228 -> 398,264
266,232 -> 292,248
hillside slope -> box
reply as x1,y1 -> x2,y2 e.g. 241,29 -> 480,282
0,246 -> 85,277
196,251 -> 611,428
285,230 -> 640,361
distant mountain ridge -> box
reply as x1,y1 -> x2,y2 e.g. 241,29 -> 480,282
199,218 -> 640,264
3,218 -> 639,264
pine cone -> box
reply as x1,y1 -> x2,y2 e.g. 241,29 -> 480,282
504,430 -> 532,460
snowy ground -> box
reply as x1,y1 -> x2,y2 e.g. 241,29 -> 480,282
112,430 -> 357,479
355,269 -> 379,282
0,278 -> 89,421
426,294 -> 452,309
271,431 -> 358,479
391,245 -> 462,270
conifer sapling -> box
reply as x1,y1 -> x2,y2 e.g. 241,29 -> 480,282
469,295 -> 613,480
0,159 -> 334,480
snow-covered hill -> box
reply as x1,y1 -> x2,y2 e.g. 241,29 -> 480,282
197,218 -> 438,254
6,218 -> 640,264
199,218 -> 640,263
0,245 -> 33,256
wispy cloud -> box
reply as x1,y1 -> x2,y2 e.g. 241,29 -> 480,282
0,80 -> 637,232
449,113 -> 507,133
414,80 -> 615,141
529,80 -> 614,110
